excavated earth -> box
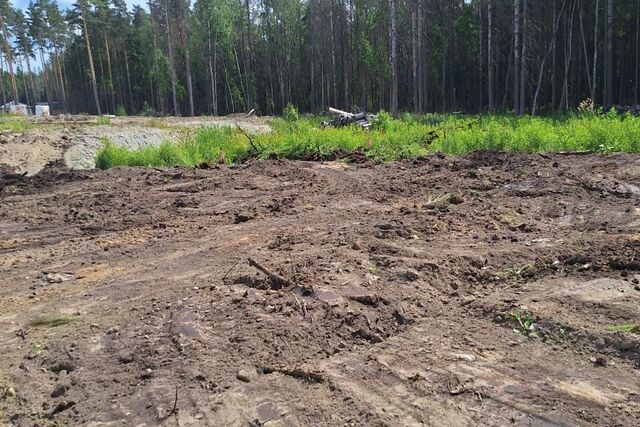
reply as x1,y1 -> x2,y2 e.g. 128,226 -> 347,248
0,152 -> 639,426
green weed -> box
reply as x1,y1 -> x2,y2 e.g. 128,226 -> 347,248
509,309 -> 539,338
95,112 -> 640,169
606,323 -> 638,333
97,116 -> 111,125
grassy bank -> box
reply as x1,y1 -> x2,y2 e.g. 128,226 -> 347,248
0,115 -> 34,132
95,111 -> 640,169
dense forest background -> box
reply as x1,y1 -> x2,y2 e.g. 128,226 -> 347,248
0,0 -> 637,116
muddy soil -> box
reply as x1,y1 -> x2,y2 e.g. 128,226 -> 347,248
0,152 -> 639,426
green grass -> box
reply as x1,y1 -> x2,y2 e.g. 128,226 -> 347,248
606,323 -> 638,333
0,114 -> 34,132
97,116 -> 111,125
95,111 -> 640,169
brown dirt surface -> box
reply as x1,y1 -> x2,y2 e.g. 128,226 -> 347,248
0,152 -> 639,426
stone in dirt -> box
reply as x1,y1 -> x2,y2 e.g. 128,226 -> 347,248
237,369 -> 257,383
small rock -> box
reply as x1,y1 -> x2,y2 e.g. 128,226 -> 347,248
590,356 -> 608,367
51,384 -> 68,398
234,213 -> 254,224
448,194 -> 464,205
118,351 -> 134,364
45,273 -> 72,284
50,359 -> 76,374
400,270 -> 420,282
106,326 -> 119,335
450,352 -> 476,362
236,369 -> 256,383
50,400 -> 75,416
5,387 -> 16,397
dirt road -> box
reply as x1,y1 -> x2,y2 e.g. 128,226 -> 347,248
1,152 -> 639,426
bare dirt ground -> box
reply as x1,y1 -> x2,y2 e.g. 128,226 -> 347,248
0,115 -> 271,175
0,151 -> 639,426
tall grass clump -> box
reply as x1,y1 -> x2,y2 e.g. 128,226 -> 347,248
0,115 -> 33,132
95,111 -> 640,169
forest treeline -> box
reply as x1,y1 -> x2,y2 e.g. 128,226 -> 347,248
0,0 -> 637,116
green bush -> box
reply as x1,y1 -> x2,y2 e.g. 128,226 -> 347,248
283,103 -> 300,122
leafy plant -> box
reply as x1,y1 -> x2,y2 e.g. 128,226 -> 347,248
115,105 -> 127,117
509,309 -> 538,338
97,116 -> 111,125
283,103 -> 300,122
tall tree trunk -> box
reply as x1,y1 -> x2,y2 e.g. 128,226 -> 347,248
635,0 -> 639,105
53,44 -> 67,112
22,49 -> 37,106
207,19 -> 217,115
519,0 -> 527,115
412,4 -> 418,113
513,0 -> 521,114
560,0 -> 577,110
123,45 -> 134,113
80,1 -> 101,115
38,48 -> 52,102
103,33 -> 115,113
164,1 -> 179,115
0,14 -> 19,103
578,0 -> 593,97
243,0 -> 254,109
184,38 -> 195,116
604,0 -> 613,106
233,46 -> 247,111
532,0 -> 567,114
488,0 -> 494,111
592,0 -> 600,104
329,3 -> 338,107
388,0 -> 398,116
148,0 -> 161,113
477,0 -> 483,111
0,55 -> 6,107
417,2 -> 424,112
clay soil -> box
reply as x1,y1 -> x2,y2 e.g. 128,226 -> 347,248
0,152 -> 639,426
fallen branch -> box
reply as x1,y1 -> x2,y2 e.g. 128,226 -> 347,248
290,290 -> 307,318
248,257 -> 292,290
262,366 -> 324,383
235,123 -> 263,154
221,261 -> 240,281
158,386 -> 178,420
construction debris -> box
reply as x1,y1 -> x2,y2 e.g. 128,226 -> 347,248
323,107 -> 372,129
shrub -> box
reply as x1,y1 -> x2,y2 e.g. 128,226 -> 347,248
283,103 -> 300,122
